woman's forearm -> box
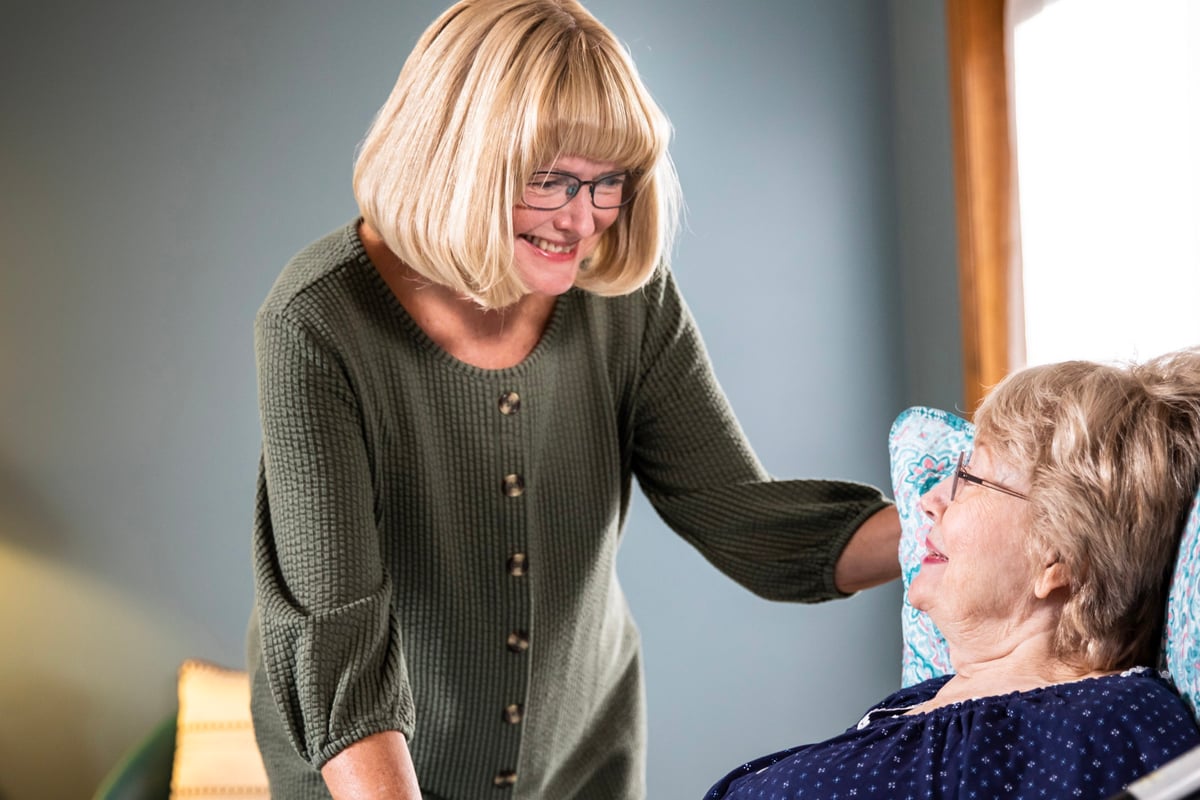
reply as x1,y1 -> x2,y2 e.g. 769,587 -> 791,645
321,730 -> 423,800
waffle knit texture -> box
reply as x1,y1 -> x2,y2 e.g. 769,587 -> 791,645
246,221 -> 891,800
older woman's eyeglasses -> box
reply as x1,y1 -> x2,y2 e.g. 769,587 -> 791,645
522,170 -> 635,211
951,452 -> 1029,502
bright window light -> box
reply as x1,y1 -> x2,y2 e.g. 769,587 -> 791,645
1013,0 -> 1200,366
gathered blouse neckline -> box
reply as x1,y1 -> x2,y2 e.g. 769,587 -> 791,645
857,666 -> 1153,729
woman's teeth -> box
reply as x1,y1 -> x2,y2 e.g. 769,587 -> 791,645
923,539 -> 949,562
525,235 -> 574,254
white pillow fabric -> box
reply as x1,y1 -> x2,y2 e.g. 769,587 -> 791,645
170,659 -> 269,798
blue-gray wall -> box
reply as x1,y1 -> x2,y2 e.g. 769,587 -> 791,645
0,2 -> 960,797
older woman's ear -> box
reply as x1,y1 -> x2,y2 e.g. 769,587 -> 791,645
1033,560 -> 1071,600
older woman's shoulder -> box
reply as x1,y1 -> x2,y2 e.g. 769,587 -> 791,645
1002,668 -> 1200,763
1053,667 -> 1198,723
1051,666 -> 1187,704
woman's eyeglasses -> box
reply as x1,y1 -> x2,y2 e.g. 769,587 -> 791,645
950,452 -> 1029,502
522,170 -> 635,211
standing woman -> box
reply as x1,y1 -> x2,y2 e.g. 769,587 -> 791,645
247,1 -> 900,798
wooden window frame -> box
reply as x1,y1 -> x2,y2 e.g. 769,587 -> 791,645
945,0 -> 1013,414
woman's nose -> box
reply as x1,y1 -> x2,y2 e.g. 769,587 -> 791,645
552,192 -> 597,235
918,474 -> 952,521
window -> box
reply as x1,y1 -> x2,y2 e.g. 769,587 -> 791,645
946,0 -> 1199,409
1011,0 -> 1200,367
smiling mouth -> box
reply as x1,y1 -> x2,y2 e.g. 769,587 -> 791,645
522,234 -> 576,255
923,539 -> 949,563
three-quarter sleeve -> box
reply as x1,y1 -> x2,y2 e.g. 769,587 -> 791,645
630,269 -> 890,602
251,311 -> 415,768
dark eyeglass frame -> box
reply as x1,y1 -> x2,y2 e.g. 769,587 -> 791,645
950,451 -> 1029,502
522,170 -> 636,211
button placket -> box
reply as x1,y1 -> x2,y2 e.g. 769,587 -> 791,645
496,385 -> 528,789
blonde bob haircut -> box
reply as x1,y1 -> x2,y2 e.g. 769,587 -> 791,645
353,0 -> 681,309
974,347 -> 1200,672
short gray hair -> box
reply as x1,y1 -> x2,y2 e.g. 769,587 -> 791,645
974,347 -> 1200,670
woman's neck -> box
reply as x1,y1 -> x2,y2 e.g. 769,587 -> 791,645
359,221 -> 556,370
909,623 -> 1113,714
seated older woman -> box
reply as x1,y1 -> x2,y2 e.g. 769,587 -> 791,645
705,348 -> 1200,799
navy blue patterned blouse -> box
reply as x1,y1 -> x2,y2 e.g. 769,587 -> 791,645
705,668 -> 1200,800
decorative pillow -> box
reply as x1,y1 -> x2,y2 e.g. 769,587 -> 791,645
889,405 -> 1200,716
170,659 -> 269,798
888,406 -> 973,686
1164,489 -> 1200,719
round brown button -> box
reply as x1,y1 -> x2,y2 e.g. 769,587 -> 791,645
498,391 -> 521,415
506,631 -> 530,653
493,770 -> 518,788
507,553 -> 527,577
502,474 -> 525,498
502,703 -> 524,725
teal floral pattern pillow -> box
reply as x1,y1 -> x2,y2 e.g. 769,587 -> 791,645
889,406 -> 972,686
1165,489 -> 1200,719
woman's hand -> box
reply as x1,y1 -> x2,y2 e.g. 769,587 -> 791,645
834,505 -> 901,593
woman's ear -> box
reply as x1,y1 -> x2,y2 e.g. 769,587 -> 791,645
1034,560 -> 1071,599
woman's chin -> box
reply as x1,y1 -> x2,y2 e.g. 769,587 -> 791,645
907,574 -> 934,613
515,262 -> 579,298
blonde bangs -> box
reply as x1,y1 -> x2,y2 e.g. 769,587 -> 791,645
522,37 -> 668,176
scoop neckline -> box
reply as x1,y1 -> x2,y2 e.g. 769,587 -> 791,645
344,221 -> 571,380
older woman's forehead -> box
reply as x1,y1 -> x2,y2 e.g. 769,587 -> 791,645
970,441 -> 1033,484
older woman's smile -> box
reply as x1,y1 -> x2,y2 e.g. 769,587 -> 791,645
922,538 -> 948,565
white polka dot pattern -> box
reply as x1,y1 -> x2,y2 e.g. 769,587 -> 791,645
705,670 -> 1200,799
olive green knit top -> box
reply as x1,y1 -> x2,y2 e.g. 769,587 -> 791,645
247,221 -> 890,800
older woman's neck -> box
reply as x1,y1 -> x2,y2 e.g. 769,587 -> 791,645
953,630 -> 1091,683
910,627 -> 1114,715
